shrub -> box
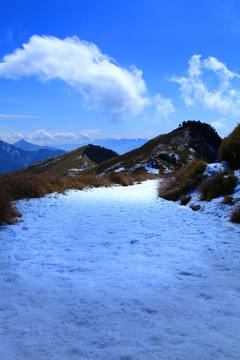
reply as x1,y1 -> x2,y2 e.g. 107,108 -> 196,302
230,207 -> 240,223
158,160 -> 206,201
219,124 -> 240,170
190,204 -> 201,211
200,171 -> 238,201
106,172 -> 134,186
0,185 -> 19,225
180,194 -> 191,205
6,174 -> 48,200
0,171 -> 138,227
221,195 -> 234,205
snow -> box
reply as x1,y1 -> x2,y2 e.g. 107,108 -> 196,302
1,180 -> 240,360
144,166 -> 159,174
204,162 -> 230,177
114,167 -> 126,172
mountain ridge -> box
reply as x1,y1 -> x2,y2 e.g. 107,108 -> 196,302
13,139 -> 63,152
14,121 -> 222,177
0,140 -> 65,174
15,144 -> 119,176
88,121 -> 222,176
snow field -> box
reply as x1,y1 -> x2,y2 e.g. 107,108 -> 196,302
0,180 -> 240,359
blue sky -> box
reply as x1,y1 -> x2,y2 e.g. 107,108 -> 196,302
0,0 -> 240,146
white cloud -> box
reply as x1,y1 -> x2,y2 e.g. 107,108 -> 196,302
211,118 -> 225,130
27,129 -> 79,143
0,114 -> 39,119
0,35 -> 150,118
203,57 -> 239,88
1,128 -> 123,145
211,118 -> 234,138
171,55 -> 240,115
155,94 -> 175,118
188,55 -> 202,78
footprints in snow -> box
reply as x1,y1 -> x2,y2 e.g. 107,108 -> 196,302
178,271 -> 207,278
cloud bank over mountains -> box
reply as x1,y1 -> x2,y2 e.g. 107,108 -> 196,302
0,35 -> 151,118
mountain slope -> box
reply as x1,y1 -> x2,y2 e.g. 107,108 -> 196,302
17,144 -> 118,176
0,140 -> 65,174
13,139 -> 62,152
88,121 -> 222,175
0,141 -> 32,173
13,122 -> 221,177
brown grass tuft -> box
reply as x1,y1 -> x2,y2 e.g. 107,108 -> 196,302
0,171 -> 139,226
219,124 -> 240,170
230,206 -> 240,223
200,171 -> 237,202
158,160 -> 206,201
106,172 -> 134,186
221,195 -> 234,205
180,194 -> 191,205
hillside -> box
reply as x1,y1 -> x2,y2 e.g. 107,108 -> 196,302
17,144 -> 118,176
0,140 -> 65,174
88,121 -> 222,176
13,139 -> 62,152
16,121 -> 222,177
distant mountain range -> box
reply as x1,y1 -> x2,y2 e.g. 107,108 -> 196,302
13,139 -> 62,152
0,140 -> 65,174
0,137 -> 148,174
14,121 -> 222,177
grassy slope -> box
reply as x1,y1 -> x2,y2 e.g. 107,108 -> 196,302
16,145 -> 97,176
15,123 -> 221,177
87,127 -> 193,174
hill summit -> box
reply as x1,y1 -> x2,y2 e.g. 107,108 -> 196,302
17,144 -> 118,176
15,121 -> 222,177
90,121 -> 222,175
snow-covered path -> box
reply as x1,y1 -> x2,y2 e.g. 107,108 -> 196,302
1,180 -> 240,360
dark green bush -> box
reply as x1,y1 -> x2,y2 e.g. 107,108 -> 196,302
200,171 -> 238,201
219,124 -> 240,170
158,160 -> 206,201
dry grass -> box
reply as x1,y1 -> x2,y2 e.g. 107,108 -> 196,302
221,195 -> 234,205
0,172 -> 143,226
158,160 -> 206,201
219,124 -> 240,170
0,184 -> 20,225
200,171 -> 237,202
180,194 -> 191,205
106,172 -> 134,186
230,206 -> 240,223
